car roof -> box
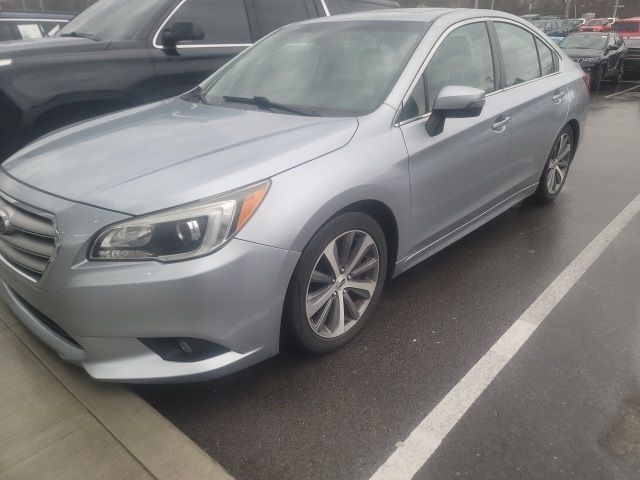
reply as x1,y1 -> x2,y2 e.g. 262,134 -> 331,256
0,11 -> 72,20
303,7 -> 524,24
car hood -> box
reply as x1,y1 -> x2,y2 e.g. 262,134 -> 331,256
3,98 -> 358,215
563,48 -> 603,58
0,36 -> 108,59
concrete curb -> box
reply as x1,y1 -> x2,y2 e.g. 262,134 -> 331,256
3,304 -> 233,480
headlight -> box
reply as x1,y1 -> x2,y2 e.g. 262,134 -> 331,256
0,59 -> 13,68
90,180 -> 269,262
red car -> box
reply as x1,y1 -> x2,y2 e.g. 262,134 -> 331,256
581,18 -> 611,32
612,17 -> 640,37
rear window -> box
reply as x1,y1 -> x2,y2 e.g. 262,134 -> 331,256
613,21 -> 640,33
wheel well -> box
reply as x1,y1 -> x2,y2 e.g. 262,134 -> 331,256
32,99 -> 134,139
336,200 -> 399,279
566,119 -> 580,147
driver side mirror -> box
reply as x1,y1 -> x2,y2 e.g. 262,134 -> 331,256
425,86 -> 486,137
161,21 -> 204,49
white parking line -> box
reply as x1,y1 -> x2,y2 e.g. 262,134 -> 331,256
605,83 -> 640,98
369,192 -> 640,480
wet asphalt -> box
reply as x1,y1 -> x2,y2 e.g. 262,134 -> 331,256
136,80 -> 640,480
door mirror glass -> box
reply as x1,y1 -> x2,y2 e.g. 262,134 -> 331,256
425,86 -> 485,136
162,21 -> 204,48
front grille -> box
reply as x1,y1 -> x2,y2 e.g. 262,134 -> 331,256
0,196 -> 56,282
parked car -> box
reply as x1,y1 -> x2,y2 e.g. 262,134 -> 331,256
560,32 -> 626,88
0,10 -> 71,42
623,37 -> 640,77
0,9 -> 588,382
612,17 -> 640,38
580,18 -> 611,32
532,19 -> 571,37
0,0 -> 399,160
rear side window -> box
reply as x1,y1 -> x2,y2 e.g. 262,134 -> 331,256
167,0 -> 252,45
253,0 -> 318,37
400,22 -> 495,121
494,22 -> 541,86
338,0 -> 390,13
536,37 -> 557,76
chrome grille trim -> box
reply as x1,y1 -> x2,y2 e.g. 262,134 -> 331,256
0,194 -> 57,283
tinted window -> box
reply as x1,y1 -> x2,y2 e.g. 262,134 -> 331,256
536,38 -> 557,76
612,21 -> 640,33
253,0 -> 317,36
401,22 -> 494,120
60,0 -> 173,41
495,22 -> 540,87
0,23 -> 14,42
338,0 -> 390,13
167,0 -> 251,44
202,21 -> 429,117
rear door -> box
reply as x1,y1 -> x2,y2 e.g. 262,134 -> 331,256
148,0 -> 256,101
490,20 -> 569,195
399,21 -> 511,254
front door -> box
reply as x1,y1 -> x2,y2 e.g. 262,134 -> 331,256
148,0 -> 256,102
399,21 -> 511,257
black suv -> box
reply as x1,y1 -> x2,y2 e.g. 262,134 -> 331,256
0,0 -> 398,159
0,10 -> 72,42
559,32 -> 627,89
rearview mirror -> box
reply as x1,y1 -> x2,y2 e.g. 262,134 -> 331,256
425,86 -> 486,137
161,22 -> 204,49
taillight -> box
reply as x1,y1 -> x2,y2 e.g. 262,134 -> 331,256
582,73 -> 591,90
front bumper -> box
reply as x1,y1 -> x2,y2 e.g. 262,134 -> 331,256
0,174 -> 300,382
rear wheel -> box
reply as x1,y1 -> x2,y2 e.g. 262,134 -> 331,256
285,212 -> 387,354
531,126 -> 574,204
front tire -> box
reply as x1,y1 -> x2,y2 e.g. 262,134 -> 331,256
531,126 -> 574,204
284,212 -> 387,354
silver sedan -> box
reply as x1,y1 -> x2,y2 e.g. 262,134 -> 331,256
0,8 -> 589,382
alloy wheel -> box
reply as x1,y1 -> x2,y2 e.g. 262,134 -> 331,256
305,230 -> 380,339
545,132 -> 572,195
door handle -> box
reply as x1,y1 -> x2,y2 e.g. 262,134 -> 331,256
492,115 -> 511,132
552,91 -> 566,103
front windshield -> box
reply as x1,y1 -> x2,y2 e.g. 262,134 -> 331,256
201,21 -> 429,117
58,0 -> 173,41
585,19 -> 605,26
561,34 -> 607,49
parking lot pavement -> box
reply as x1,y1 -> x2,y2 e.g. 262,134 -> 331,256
136,82 -> 640,480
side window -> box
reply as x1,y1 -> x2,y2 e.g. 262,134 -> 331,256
494,22 -> 541,87
166,0 -> 252,45
0,23 -> 14,42
253,0 -> 317,37
16,23 -> 44,40
535,37 -> 557,76
400,22 -> 494,121
338,0 -> 390,13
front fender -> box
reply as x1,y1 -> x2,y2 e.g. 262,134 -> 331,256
237,125 -> 411,268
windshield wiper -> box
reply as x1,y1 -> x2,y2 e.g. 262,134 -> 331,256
60,31 -> 99,41
222,95 -> 312,116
